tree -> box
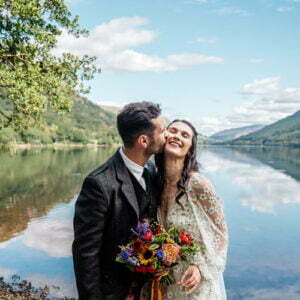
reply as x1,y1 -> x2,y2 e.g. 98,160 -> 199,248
0,0 -> 100,130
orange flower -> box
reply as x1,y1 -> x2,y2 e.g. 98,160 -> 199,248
162,243 -> 180,266
133,239 -> 143,251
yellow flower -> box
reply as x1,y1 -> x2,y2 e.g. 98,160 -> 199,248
166,238 -> 175,243
138,249 -> 154,265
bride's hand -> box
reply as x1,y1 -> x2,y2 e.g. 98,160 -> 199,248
178,265 -> 201,294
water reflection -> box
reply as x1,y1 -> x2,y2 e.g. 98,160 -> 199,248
199,147 -> 300,214
0,146 -> 300,299
0,147 -> 116,244
198,146 -> 300,299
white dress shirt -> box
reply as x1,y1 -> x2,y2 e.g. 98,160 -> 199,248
119,147 -> 146,190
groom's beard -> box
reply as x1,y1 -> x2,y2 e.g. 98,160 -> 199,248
145,138 -> 165,156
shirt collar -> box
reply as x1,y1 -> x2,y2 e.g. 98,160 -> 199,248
119,147 -> 145,182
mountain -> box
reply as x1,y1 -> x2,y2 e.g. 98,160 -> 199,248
211,124 -> 264,142
0,96 -> 120,145
198,134 -> 218,145
98,104 -> 121,114
227,110 -> 300,146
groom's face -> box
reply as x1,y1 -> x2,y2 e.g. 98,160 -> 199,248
146,115 -> 167,155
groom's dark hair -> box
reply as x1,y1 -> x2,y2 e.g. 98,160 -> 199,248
117,101 -> 161,148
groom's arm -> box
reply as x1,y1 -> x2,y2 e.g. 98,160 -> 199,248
72,175 -> 108,300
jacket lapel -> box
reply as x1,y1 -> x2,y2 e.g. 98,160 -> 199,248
113,150 -> 140,220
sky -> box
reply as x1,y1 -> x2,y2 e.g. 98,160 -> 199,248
56,0 -> 300,135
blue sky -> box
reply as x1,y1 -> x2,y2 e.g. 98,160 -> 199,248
58,0 -> 300,135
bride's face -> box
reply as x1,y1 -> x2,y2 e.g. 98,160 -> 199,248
165,121 -> 194,159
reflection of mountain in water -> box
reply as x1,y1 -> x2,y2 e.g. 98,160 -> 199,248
204,146 -> 300,182
0,147 -> 116,243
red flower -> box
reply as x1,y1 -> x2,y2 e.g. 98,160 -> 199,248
143,231 -> 152,241
152,225 -> 163,234
135,266 -> 156,273
179,232 -> 192,246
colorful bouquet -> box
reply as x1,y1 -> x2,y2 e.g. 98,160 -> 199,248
116,219 -> 204,299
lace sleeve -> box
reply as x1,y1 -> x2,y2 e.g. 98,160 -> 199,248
188,172 -> 229,274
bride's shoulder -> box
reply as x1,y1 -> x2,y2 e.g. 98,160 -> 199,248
188,171 -> 215,194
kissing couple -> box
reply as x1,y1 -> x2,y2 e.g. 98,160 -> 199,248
72,102 -> 228,300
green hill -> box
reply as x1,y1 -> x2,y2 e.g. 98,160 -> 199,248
227,110 -> 300,146
0,96 -> 120,145
211,124 -> 264,142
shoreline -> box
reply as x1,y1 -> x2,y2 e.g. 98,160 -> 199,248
0,143 -> 119,150
1,143 -> 299,151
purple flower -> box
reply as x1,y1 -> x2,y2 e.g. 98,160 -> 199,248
127,248 -> 135,257
135,221 -> 150,236
155,249 -> 165,260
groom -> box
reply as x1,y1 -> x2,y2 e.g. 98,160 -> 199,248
72,101 -> 167,300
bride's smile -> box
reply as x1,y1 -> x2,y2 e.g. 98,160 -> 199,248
165,121 -> 194,159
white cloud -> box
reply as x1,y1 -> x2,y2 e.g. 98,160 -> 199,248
212,7 -> 249,16
54,17 -> 223,72
196,36 -> 217,44
240,77 -> 280,95
276,6 -> 293,12
249,58 -> 265,64
200,150 -> 300,214
20,218 -> 73,258
195,77 -> 300,135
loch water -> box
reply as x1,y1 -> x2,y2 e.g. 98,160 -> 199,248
0,146 -> 299,299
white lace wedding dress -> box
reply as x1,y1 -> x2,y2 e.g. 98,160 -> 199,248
142,172 -> 229,300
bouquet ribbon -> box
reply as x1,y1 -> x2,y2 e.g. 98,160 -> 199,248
150,271 -> 168,300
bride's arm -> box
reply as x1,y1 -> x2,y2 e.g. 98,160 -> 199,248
179,173 -> 229,293
185,172 -> 229,286
190,172 -> 228,254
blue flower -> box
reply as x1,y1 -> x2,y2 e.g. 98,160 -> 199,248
120,249 -> 129,261
155,249 -> 165,260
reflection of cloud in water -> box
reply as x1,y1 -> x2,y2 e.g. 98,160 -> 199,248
26,273 -> 77,298
200,150 -> 300,214
0,240 -> 11,249
20,217 -> 73,257
0,266 -> 16,278
228,285 -> 300,300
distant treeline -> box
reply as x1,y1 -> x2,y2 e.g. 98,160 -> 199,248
0,96 -> 120,146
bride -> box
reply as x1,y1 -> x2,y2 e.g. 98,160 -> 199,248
142,119 -> 229,299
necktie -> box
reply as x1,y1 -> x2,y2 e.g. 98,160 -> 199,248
142,168 -> 150,192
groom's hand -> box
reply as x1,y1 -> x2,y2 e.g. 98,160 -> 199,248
178,265 -> 201,294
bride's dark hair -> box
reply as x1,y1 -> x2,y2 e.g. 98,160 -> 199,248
154,119 -> 199,207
